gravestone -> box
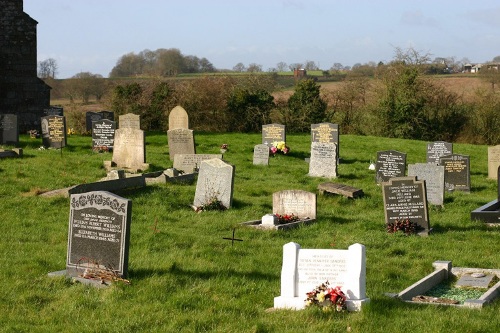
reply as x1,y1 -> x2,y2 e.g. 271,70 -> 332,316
308,142 -> 337,178
439,154 -> 470,192
471,166 -> 500,223
66,191 -> 131,278
375,150 -> 406,183
168,105 -> 189,130
44,106 -> 64,116
92,119 -> 116,151
100,110 -> 114,121
427,141 -> 453,165
193,159 -> 235,209
456,273 -> 495,289
119,113 -> 140,129
41,115 -> 66,148
173,154 -> 222,174
488,145 -> 500,180
86,111 -> 104,132
167,128 -> 195,161
253,144 -> 270,166
382,176 -> 430,235
273,190 -> 316,219
0,113 -> 18,145
262,123 -> 285,147
112,127 -> 148,171
311,122 -> 339,161
408,163 -> 445,206
274,242 -> 369,311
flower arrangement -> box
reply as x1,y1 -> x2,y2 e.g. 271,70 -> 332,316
270,141 -> 289,156
305,281 -> 347,312
386,218 -> 420,235
92,145 -> 110,153
275,213 -> 300,224
67,128 -> 76,135
220,143 -> 228,154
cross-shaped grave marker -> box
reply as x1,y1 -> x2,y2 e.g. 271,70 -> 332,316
223,228 -> 243,246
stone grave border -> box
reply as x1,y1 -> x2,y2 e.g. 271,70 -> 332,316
387,261 -> 500,309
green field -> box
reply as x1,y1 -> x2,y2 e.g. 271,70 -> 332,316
0,132 -> 499,332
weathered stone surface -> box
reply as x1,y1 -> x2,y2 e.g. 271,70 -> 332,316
0,114 -> 18,145
119,113 -> 140,129
488,145 -> 500,180
112,128 -> 148,171
167,128 -> 195,161
408,163 -> 445,206
168,105 -> 189,130
308,142 -> 337,178
273,190 -> 316,219
253,144 -> 269,165
193,159 -> 235,209
173,154 -> 222,173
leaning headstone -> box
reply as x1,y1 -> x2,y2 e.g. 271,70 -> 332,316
253,144 -> 270,166
119,113 -> 140,129
309,142 -> 337,178
488,145 -> 500,180
168,105 -> 189,130
92,119 -> 116,151
427,141 -> 453,165
41,115 -> 67,148
66,191 -> 131,279
0,114 -> 18,145
382,176 -> 430,235
375,150 -> 406,183
439,154 -> 471,192
193,159 -> 235,209
262,123 -> 286,147
86,111 -> 104,132
273,190 -> 316,219
167,128 -> 195,161
311,122 -> 339,161
408,163 -> 445,206
112,127 -> 148,171
274,242 -> 369,311
173,154 -> 222,174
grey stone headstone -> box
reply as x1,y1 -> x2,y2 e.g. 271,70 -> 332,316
167,128 -> 195,161
173,154 -> 222,173
427,141 -> 453,165
41,115 -> 67,148
273,190 -> 316,219
86,112 -> 104,132
488,145 -> 500,180
382,176 -> 430,234
112,127 -> 147,170
193,159 -> 235,209
168,105 -> 189,130
262,123 -> 285,147
439,154 -> 470,192
0,114 -> 18,145
311,122 -> 339,161
408,163 -> 445,206
92,119 -> 116,151
119,113 -> 140,129
375,150 -> 406,183
66,191 -> 131,278
253,144 -> 270,165
308,142 -> 337,178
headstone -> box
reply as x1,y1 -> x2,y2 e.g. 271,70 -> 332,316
311,122 -> 339,160
173,154 -> 222,174
488,145 -> 500,179
439,154 -> 470,192
66,191 -> 131,278
427,141 -> 453,165
308,142 -> 337,178
456,273 -> 495,289
44,106 -> 64,116
167,128 -> 195,161
92,119 -> 116,151
112,127 -> 148,171
0,113 -> 18,145
168,105 -> 189,130
375,150 -> 406,183
100,110 -> 114,121
408,163 -> 445,206
193,159 -> 235,209
262,123 -> 285,147
274,242 -> 369,311
86,112 -> 104,132
119,113 -> 140,129
273,190 -> 316,219
41,115 -> 66,148
382,176 -> 430,235
253,144 -> 270,166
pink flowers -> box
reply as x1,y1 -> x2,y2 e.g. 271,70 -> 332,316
305,281 -> 347,312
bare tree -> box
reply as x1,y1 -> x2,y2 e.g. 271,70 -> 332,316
233,62 -> 246,72
247,63 -> 262,73
276,61 -> 288,72
38,58 -> 58,78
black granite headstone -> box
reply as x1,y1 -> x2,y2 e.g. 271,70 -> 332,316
0,114 -> 18,145
44,106 -> 64,116
427,141 -> 453,165
375,150 -> 406,183
41,115 -> 67,148
67,191 -> 132,278
262,123 -> 285,147
92,119 -> 116,151
86,112 -> 104,132
100,110 -> 115,121
439,154 -> 470,192
311,123 -> 339,161
382,176 -> 430,235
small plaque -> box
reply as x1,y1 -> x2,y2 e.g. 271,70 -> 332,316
456,273 -> 494,289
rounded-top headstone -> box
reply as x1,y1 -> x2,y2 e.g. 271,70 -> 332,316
169,106 -> 189,130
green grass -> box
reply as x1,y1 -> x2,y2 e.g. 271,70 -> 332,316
0,132 -> 499,333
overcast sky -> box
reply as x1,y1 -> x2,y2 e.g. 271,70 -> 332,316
24,0 -> 500,78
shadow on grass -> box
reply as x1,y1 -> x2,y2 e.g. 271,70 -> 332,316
429,222 -> 489,234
